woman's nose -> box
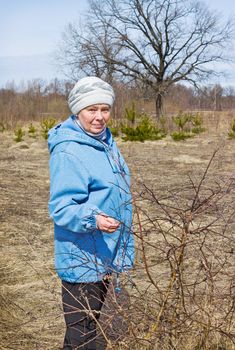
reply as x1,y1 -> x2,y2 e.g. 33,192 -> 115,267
95,110 -> 104,120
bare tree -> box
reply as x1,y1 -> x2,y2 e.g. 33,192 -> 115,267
58,0 -> 234,119
212,84 -> 223,111
223,86 -> 235,109
57,19 -> 122,84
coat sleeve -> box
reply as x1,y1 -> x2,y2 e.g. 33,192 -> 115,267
48,151 -> 102,233
112,209 -> 135,271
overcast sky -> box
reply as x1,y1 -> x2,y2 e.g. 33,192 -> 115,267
0,0 -> 234,88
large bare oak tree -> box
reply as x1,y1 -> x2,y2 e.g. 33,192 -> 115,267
58,0 -> 234,118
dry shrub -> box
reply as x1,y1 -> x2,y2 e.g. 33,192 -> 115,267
86,151 -> 235,349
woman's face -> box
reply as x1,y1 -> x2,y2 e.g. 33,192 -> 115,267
78,104 -> 111,134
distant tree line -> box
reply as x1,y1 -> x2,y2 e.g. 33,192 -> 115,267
0,78 -> 235,128
0,79 -> 72,127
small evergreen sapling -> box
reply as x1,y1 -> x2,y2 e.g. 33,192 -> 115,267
122,115 -> 166,142
171,112 -> 204,141
0,122 -> 5,132
191,113 -> 205,134
28,123 -> 37,138
228,118 -> 235,139
14,127 -> 25,142
41,118 -> 56,140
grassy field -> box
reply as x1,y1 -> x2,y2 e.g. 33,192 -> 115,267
0,113 -> 235,349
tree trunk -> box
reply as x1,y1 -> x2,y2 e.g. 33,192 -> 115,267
155,93 -> 163,120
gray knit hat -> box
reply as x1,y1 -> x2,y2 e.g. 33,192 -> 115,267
68,76 -> 115,115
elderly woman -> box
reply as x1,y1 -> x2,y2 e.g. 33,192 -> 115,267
48,77 -> 134,349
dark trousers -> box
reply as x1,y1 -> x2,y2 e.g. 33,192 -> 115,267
62,279 -> 109,350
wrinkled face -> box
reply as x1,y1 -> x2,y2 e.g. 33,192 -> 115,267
77,104 -> 111,134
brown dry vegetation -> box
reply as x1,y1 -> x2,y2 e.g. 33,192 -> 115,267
0,112 -> 235,349
1,80 -> 235,129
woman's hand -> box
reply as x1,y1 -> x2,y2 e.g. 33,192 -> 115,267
96,214 -> 120,233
